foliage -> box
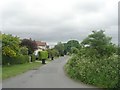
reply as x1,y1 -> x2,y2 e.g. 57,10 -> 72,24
53,40 -> 80,56
54,42 -> 64,56
2,34 -> 21,57
65,55 -> 118,88
38,51 -> 48,60
63,43 -> 68,55
2,55 -> 29,65
66,40 -> 80,53
20,46 -> 28,55
20,39 -> 37,54
0,32 -> 2,48
31,54 -> 36,62
2,46 -> 16,57
65,30 -> 119,88
81,30 -> 116,57
48,49 -> 59,58
117,46 -> 120,55
70,47 -> 79,54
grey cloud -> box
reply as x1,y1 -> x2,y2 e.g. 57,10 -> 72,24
76,1 -> 105,13
1,0 -> 118,46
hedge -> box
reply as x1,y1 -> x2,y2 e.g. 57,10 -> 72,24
38,51 -> 48,60
65,55 -> 118,88
2,55 -> 29,65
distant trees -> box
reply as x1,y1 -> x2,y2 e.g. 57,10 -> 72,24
53,40 -> 81,56
54,42 -> 64,56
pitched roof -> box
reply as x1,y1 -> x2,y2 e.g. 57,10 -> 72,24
36,41 -> 47,46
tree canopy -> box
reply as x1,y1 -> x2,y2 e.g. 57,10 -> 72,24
2,34 -> 21,57
81,30 -> 116,57
20,39 -> 37,54
66,40 -> 80,53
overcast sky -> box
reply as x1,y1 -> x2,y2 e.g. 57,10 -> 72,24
0,0 -> 119,46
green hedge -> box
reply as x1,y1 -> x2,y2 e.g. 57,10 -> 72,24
2,55 -> 29,65
38,51 -> 48,60
65,55 -> 118,88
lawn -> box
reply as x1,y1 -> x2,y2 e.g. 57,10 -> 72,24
2,62 -> 42,80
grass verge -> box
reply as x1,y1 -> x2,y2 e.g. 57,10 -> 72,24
2,62 -> 42,80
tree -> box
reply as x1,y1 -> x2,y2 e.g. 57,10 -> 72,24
66,40 -> 80,53
54,42 -> 64,56
63,43 -> 68,55
81,30 -> 116,57
20,39 -> 37,54
2,34 -> 21,57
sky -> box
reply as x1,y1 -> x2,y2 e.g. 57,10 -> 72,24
0,0 -> 119,47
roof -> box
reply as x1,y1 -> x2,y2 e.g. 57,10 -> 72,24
36,41 -> 47,46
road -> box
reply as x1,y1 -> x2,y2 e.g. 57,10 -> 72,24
2,56 -> 98,88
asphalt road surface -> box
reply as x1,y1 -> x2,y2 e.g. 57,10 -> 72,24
2,56 -> 98,88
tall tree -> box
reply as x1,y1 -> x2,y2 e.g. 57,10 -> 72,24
81,30 -> 116,57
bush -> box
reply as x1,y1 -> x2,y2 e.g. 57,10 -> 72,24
65,55 -> 118,88
71,47 -> 79,54
38,51 -> 48,60
48,49 -> 59,58
2,55 -> 29,65
20,47 -> 28,55
30,54 -> 36,62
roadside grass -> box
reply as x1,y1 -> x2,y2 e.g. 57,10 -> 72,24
2,57 -> 59,80
2,62 -> 42,80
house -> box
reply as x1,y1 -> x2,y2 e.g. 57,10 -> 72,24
34,41 -> 48,56
36,41 -> 47,50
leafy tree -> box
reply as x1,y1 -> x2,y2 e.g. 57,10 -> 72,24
20,39 -> 37,54
81,30 -> 116,57
2,34 -> 21,57
54,42 -> 64,56
66,40 -> 80,53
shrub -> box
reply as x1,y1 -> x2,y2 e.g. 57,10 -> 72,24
71,47 -> 79,54
2,46 -> 16,57
15,55 -> 29,64
38,51 -> 48,60
48,49 -> 59,58
65,55 -> 118,88
2,55 -> 29,65
20,47 -> 28,55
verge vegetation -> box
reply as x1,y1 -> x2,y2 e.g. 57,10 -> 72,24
64,30 -> 119,89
